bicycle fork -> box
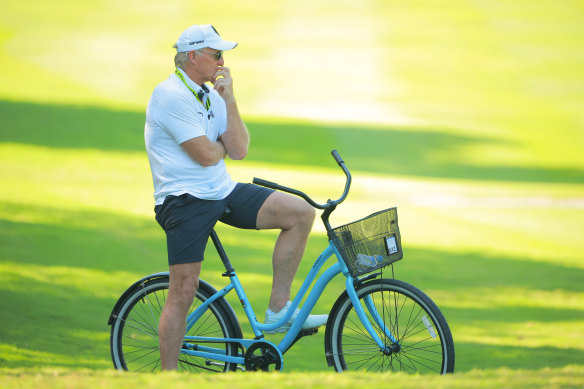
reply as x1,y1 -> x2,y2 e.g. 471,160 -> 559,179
344,276 -> 400,351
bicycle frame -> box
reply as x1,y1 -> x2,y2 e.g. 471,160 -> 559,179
107,150 -> 457,373
180,238 -> 398,366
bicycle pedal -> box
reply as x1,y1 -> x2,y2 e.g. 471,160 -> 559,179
299,328 -> 319,336
287,327 -> 319,350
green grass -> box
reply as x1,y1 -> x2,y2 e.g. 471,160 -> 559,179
1,0 -> 583,387
1,366 -> 584,389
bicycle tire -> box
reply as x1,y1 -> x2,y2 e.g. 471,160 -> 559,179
110,276 -> 242,372
325,278 -> 455,374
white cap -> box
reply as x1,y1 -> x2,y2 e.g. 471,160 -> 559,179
175,24 -> 238,53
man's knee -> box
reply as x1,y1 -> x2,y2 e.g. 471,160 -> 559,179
281,196 -> 315,230
168,263 -> 201,308
298,200 -> 316,226
257,192 -> 315,230
169,277 -> 198,307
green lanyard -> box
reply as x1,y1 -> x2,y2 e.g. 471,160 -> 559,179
174,69 -> 211,111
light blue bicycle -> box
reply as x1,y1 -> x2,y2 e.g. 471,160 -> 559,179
108,150 -> 455,374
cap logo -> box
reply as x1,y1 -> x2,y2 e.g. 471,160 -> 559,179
189,40 -> 204,45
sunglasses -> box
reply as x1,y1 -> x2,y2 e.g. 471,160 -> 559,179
197,49 -> 223,61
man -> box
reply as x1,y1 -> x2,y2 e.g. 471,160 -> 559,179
144,24 -> 327,370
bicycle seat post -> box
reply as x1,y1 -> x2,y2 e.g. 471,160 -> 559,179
210,229 -> 235,275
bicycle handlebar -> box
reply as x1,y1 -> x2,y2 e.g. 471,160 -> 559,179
331,149 -> 344,165
253,150 -> 352,213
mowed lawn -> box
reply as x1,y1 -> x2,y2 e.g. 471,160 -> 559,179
1,0 -> 583,387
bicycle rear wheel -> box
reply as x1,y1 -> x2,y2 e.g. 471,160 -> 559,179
325,278 -> 455,374
110,276 -> 241,372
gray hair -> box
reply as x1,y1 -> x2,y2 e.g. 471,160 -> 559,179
172,44 -> 189,69
173,44 -> 205,69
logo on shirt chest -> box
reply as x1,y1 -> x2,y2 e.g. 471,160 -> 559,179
196,110 -> 215,121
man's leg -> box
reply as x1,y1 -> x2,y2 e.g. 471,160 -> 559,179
159,261 -> 202,370
256,191 -> 316,312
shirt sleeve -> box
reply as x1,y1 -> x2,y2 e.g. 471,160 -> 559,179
154,87 -> 206,144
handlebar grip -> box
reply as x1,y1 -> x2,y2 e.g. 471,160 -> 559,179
331,149 -> 344,165
253,177 -> 279,189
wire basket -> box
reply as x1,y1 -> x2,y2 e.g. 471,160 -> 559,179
330,207 -> 403,277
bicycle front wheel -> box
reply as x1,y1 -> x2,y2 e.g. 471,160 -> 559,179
110,276 -> 242,372
325,278 -> 455,374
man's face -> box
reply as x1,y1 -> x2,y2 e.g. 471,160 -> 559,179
193,48 -> 225,83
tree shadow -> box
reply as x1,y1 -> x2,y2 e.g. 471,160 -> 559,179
397,247 -> 584,293
1,100 -> 582,183
3,202 -> 583,290
455,342 -> 584,372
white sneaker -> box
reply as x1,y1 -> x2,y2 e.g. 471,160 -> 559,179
264,301 -> 328,334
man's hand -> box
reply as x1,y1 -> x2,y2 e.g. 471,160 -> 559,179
211,66 -> 235,102
211,66 -> 248,160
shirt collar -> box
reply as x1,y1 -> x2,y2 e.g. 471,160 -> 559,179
175,68 -> 208,95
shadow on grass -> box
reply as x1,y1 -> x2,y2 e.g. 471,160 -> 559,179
1,100 -> 583,183
399,247 -> 584,293
1,202 -> 583,371
456,342 -> 584,371
3,202 -> 583,289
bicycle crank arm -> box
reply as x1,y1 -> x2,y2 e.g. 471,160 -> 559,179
206,360 -> 246,371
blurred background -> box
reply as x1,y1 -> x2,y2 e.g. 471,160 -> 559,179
1,0 -> 583,375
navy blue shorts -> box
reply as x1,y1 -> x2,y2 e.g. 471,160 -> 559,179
154,183 -> 274,266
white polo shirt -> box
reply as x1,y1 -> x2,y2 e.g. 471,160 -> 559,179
144,68 -> 236,205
